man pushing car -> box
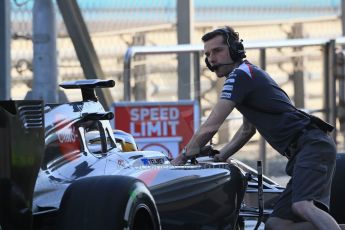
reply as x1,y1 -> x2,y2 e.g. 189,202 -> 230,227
172,26 -> 344,230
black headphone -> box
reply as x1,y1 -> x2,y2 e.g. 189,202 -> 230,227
205,28 -> 246,72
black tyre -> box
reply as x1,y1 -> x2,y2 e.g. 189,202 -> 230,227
330,153 -> 345,224
56,175 -> 160,230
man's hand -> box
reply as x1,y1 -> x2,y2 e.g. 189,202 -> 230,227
171,154 -> 188,166
213,153 -> 227,162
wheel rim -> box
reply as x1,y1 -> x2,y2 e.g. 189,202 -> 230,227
132,204 -> 155,230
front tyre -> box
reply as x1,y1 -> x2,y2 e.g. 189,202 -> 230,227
57,176 -> 160,230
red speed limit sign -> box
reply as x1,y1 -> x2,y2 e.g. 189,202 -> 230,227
112,100 -> 199,158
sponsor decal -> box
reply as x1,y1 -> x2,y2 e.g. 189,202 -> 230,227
58,126 -> 78,143
57,126 -> 81,161
117,159 -> 125,167
141,158 -> 165,165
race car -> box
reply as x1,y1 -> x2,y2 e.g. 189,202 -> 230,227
0,79 -> 344,230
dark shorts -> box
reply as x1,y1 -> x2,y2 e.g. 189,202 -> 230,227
270,128 -> 336,222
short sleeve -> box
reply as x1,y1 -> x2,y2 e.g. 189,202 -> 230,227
220,69 -> 253,104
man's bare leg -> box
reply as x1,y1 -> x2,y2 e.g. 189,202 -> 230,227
291,200 -> 340,230
265,200 -> 343,230
265,217 -> 315,230
265,217 -> 345,230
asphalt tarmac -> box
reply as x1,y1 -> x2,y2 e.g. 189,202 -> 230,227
245,220 -> 265,230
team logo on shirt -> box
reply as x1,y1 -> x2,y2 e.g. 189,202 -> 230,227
221,77 -> 235,100
225,78 -> 235,84
221,92 -> 232,98
223,85 -> 233,91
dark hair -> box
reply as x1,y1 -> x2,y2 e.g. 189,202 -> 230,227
202,26 -> 246,61
202,26 -> 239,43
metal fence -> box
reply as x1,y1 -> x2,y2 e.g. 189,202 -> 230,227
122,37 -> 345,169
10,0 -> 342,100
8,0 -> 345,171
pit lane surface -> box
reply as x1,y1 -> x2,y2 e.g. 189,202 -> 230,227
245,220 -> 264,229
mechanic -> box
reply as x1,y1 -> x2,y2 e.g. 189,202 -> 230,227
171,26 -> 344,230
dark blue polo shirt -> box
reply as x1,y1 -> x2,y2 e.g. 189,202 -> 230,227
220,60 -> 310,154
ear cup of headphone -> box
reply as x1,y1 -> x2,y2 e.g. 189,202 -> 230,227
215,28 -> 246,62
229,41 -> 246,61
234,41 -> 246,60
229,42 -> 239,61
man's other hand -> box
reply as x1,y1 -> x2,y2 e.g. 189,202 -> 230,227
213,153 -> 227,162
171,154 -> 188,166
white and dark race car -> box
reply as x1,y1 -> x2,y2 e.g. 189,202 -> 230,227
0,79 -> 344,230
